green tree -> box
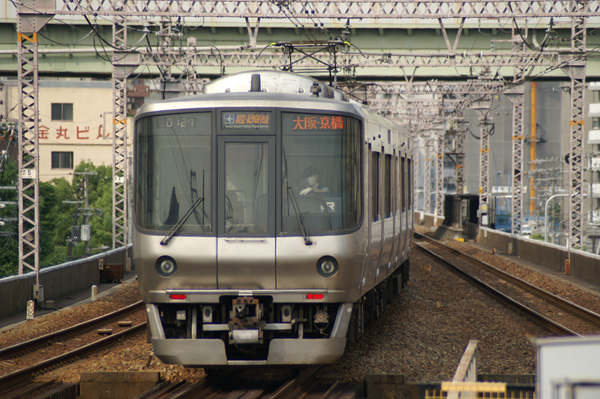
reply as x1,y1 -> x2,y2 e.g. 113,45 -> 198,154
0,159 -> 114,277
66,161 -> 113,259
0,159 -> 18,276
39,180 -> 64,267
0,158 -> 66,274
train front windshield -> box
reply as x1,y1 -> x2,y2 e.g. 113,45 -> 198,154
134,110 -> 362,237
135,113 -> 212,234
281,113 -> 362,235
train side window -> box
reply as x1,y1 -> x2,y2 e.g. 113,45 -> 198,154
371,150 -> 380,222
407,158 -> 413,209
400,156 -> 406,212
384,154 -> 392,218
392,156 -> 398,216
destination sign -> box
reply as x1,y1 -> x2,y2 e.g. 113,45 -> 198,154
291,115 -> 344,131
222,112 -> 272,130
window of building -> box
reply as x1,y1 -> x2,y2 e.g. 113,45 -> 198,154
51,103 -> 73,121
51,151 -> 73,169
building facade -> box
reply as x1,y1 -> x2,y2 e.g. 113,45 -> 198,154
2,79 -> 133,182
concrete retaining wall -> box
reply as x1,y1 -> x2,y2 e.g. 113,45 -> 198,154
478,228 -> 600,284
0,246 -> 131,320
415,211 -> 444,231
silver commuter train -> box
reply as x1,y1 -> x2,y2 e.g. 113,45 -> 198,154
133,70 -> 414,366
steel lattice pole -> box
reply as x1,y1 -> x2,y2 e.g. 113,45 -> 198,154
478,118 -> 491,226
423,137 -> 433,214
435,131 -> 445,221
16,0 -> 53,302
112,16 -> 129,249
17,31 -> 40,278
455,123 -> 466,195
505,87 -> 525,237
565,10 -> 587,249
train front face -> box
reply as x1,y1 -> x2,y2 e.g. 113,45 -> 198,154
133,94 -> 366,366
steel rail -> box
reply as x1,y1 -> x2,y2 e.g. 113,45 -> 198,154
133,380 -> 202,398
416,233 -> 600,328
0,321 -> 146,395
269,366 -> 324,398
413,234 -> 580,337
135,366 -> 349,398
0,300 -> 145,361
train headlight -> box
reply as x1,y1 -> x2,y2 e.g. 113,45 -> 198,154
317,256 -> 338,278
156,256 -> 177,277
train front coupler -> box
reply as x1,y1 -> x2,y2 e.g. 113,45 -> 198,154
228,297 -> 266,344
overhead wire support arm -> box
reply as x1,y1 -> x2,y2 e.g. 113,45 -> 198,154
48,1 -> 600,19
273,41 -> 348,76
438,17 -> 466,55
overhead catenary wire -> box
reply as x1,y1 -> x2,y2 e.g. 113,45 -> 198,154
10,0 -> 593,87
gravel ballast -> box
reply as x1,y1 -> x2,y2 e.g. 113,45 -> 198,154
2,238 -> 599,385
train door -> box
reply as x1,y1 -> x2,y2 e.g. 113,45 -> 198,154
216,136 -> 276,289
361,146 -> 382,295
399,156 -> 408,259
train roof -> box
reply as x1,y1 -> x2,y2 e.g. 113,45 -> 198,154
136,90 -> 357,116
204,70 -> 348,101
136,70 -> 356,115
136,71 -> 403,135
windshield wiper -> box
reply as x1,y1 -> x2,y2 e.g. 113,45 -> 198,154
161,196 -> 205,246
287,186 -> 312,245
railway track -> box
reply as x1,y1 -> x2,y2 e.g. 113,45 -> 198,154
0,301 -> 147,396
414,233 -> 600,337
0,299 -> 360,399
0,300 -> 145,360
135,366 -> 362,399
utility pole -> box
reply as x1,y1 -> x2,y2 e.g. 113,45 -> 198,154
64,200 -> 81,259
64,169 -> 102,258
83,169 -> 91,256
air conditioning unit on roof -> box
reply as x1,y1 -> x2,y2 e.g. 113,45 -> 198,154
590,103 -> 600,118
589,130 -> 600,144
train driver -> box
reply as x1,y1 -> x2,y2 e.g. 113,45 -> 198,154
299,166 -> 329,196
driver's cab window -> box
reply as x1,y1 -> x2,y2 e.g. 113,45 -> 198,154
136,112 -> 212,233
282,112 -> 361,235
